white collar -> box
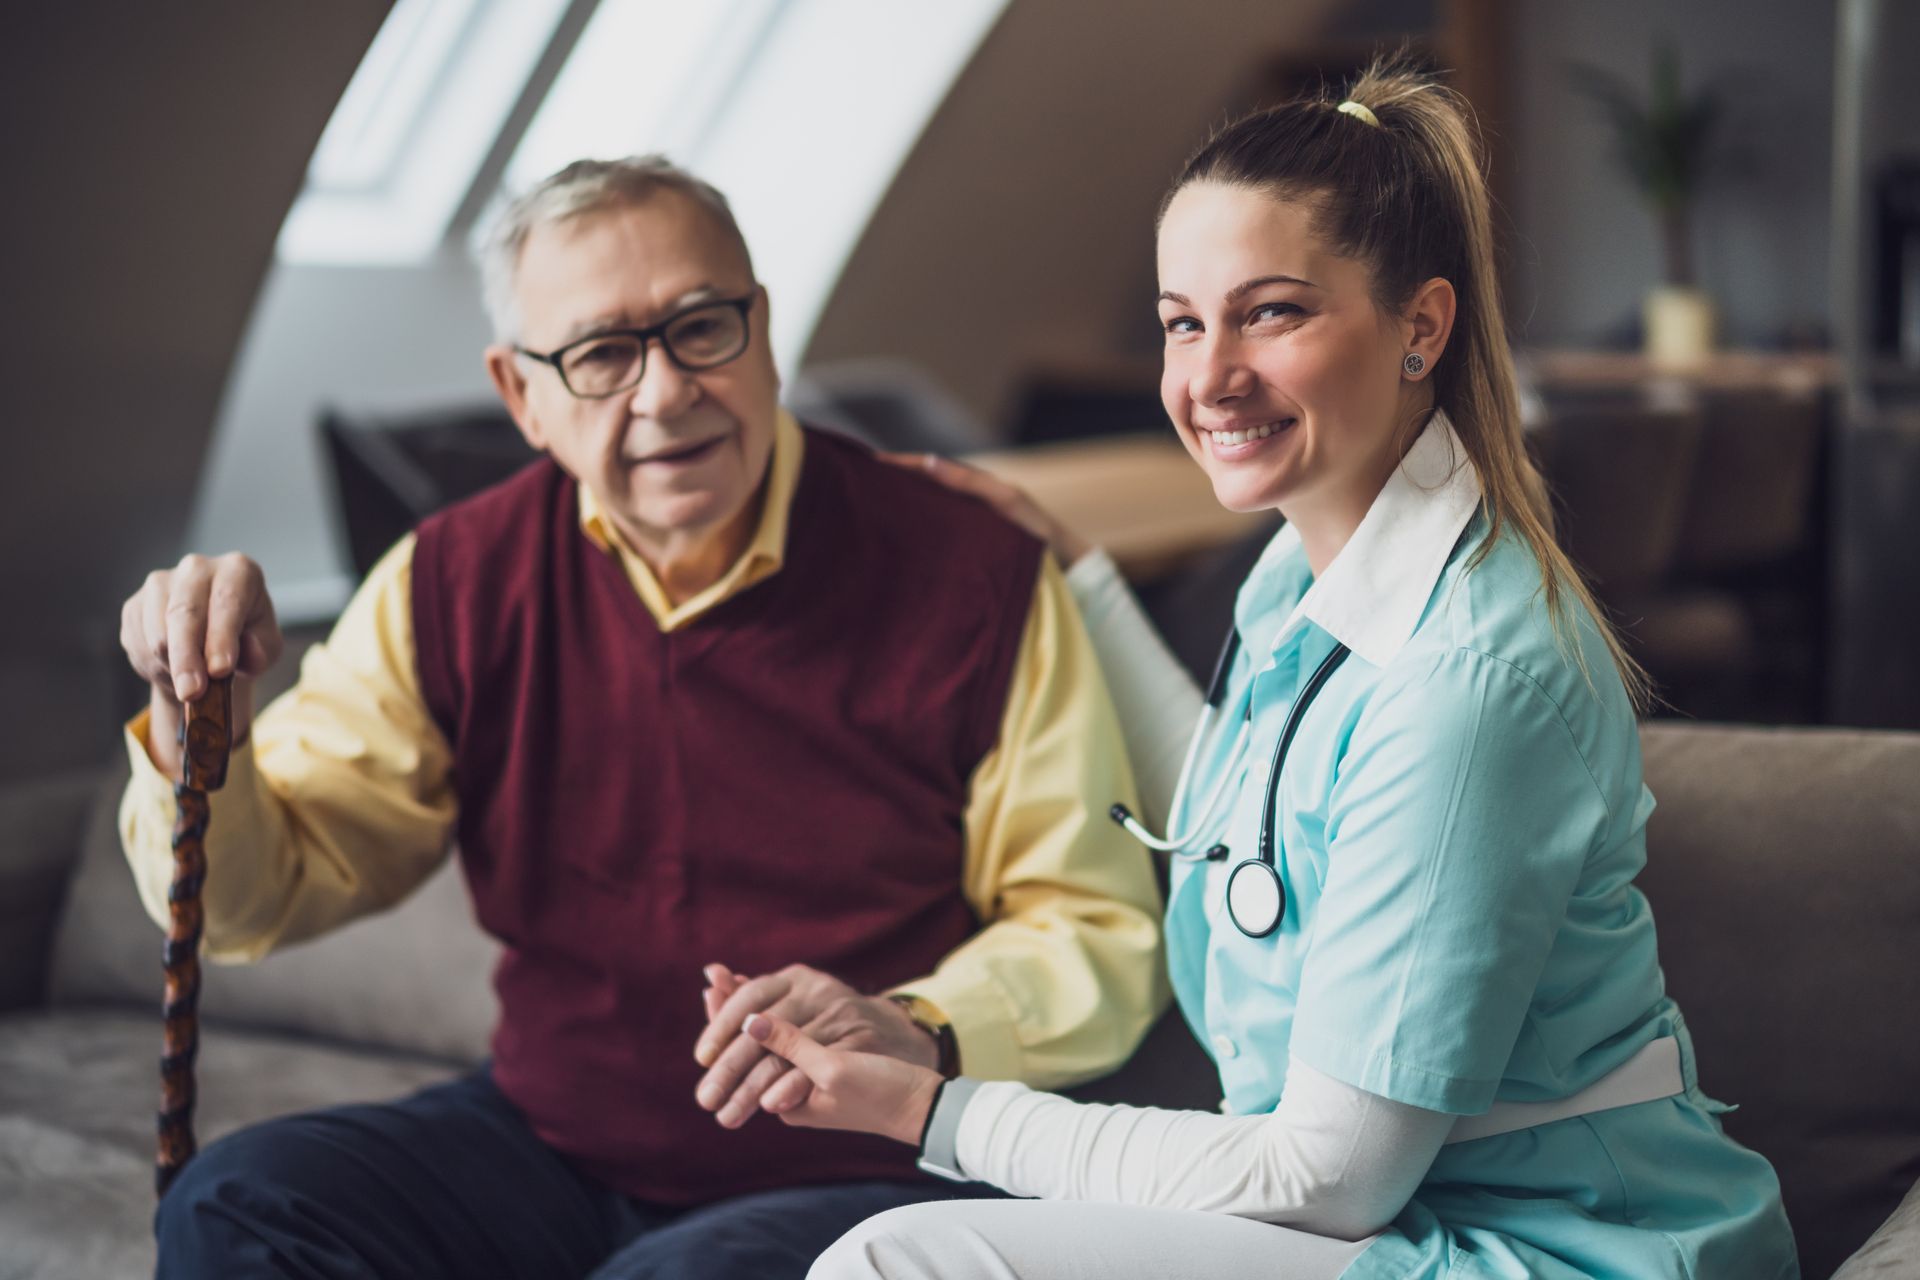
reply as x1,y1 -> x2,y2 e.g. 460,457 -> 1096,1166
1250,410 -> 1484,668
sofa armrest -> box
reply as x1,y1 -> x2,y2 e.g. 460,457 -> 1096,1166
0,770 -> 101,1011
1834,1175 -> 1920,1278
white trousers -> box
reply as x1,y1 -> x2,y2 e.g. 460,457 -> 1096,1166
806,1198 -> 1372,1280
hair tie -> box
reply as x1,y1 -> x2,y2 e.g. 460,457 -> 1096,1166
1336,100 -> 1380,128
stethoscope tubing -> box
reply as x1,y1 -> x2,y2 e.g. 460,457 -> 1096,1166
1255,642 -> 1350,866
1109,629 -> 1246,857
1111,624 -> 1351,937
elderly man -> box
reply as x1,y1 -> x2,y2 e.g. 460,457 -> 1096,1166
117,156 -> 1164,1280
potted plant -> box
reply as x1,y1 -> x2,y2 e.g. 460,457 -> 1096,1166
1570,42 -> 1727,367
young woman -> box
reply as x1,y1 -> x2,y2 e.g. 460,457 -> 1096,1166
741,61 -> 1800,1280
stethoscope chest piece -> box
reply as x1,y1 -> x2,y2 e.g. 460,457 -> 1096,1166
1225,857 -> 1285,938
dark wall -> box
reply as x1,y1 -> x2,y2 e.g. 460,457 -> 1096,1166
0,4 -> 390,781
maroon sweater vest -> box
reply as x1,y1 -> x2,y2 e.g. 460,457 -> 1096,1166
411,428 -> 1042,1204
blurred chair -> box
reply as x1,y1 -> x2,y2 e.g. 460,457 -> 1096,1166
1674,391 -> 1824,578
1667,390 -> 1828,721
321,403 -> 536,579
1535,399 -> 1759,714
1539,399 -> 1704,595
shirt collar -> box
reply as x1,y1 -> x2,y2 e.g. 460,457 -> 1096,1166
1240,409 -> 1484,668
577,408 -> 805,631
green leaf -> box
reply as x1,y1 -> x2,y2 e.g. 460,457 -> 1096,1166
1564,39 -> 1727,207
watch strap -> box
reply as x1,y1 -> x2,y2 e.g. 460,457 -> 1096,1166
915,1075 -> 983,1181
889,994 -> 961,1078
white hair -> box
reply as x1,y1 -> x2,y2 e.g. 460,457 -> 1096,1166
477,155 -> 751,342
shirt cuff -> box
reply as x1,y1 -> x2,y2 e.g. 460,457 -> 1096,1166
125,705 -> 260,790
122,708 -> 262,845
1063,547 -> 1125,616
951,1079 -> 1036,1188
122,710 -> 186,832
887,969 -> 1023,1082
915,1075 -> 985,1181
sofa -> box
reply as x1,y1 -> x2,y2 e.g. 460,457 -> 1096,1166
2,721 -> 1916,1279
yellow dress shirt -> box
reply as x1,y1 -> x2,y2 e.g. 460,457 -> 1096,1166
121,412 -> 1166,1088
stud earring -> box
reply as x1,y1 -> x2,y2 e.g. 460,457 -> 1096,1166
1402,352 -> 1426,377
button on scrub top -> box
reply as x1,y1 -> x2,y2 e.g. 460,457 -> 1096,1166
1164,413 -> 1798,1279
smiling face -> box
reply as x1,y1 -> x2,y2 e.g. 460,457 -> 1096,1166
485,191 -> 779,562
1156,181 -> 1423,536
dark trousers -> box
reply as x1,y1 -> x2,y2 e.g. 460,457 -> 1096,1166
156,1070 -> 996,1279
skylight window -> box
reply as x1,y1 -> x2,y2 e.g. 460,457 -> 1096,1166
305,0 -> 479,192
505,0 -> 768,187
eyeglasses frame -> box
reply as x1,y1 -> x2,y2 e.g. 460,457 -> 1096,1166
512,291 -> 758,399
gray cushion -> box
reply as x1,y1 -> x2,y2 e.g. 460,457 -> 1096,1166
1834,1176 -> 1920,1278
47,763 -> 498,1064
1638,724 -> 1920,1280
0,770 -> 97,1012
0,1007 -> 460,1280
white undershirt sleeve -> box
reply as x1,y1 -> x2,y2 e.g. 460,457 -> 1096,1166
950,1058 -> 1454,1242
1063,549 -> 1203,832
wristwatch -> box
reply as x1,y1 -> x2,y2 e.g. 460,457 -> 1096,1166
888,994 -> 960,1079
915,1075 -> 983,1181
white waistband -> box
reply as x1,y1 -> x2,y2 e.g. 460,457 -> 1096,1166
1445,1035 -> 1684,1146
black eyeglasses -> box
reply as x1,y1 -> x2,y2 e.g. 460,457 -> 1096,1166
515,292 -> 757,399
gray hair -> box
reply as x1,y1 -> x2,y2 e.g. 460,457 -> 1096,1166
477,155 -> 751,342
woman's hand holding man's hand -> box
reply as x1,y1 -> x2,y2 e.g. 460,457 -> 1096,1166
693,963 -> 941,1130
743,1010 -> 945,1147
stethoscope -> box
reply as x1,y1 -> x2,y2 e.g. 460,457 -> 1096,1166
1111,627 -> 1350,938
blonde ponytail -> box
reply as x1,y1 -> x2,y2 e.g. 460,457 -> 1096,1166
1167,53 -> 1651,711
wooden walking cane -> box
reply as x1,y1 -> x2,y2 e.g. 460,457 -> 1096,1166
156,676 -> 233,1198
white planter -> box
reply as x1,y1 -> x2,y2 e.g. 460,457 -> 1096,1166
1643,286 -> 1716,368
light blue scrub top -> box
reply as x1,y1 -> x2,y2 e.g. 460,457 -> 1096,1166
1164,418 -> 1797,1279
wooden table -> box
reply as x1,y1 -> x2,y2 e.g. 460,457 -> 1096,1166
1524,349 -> 1839,400
966,434 -> 1270,581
